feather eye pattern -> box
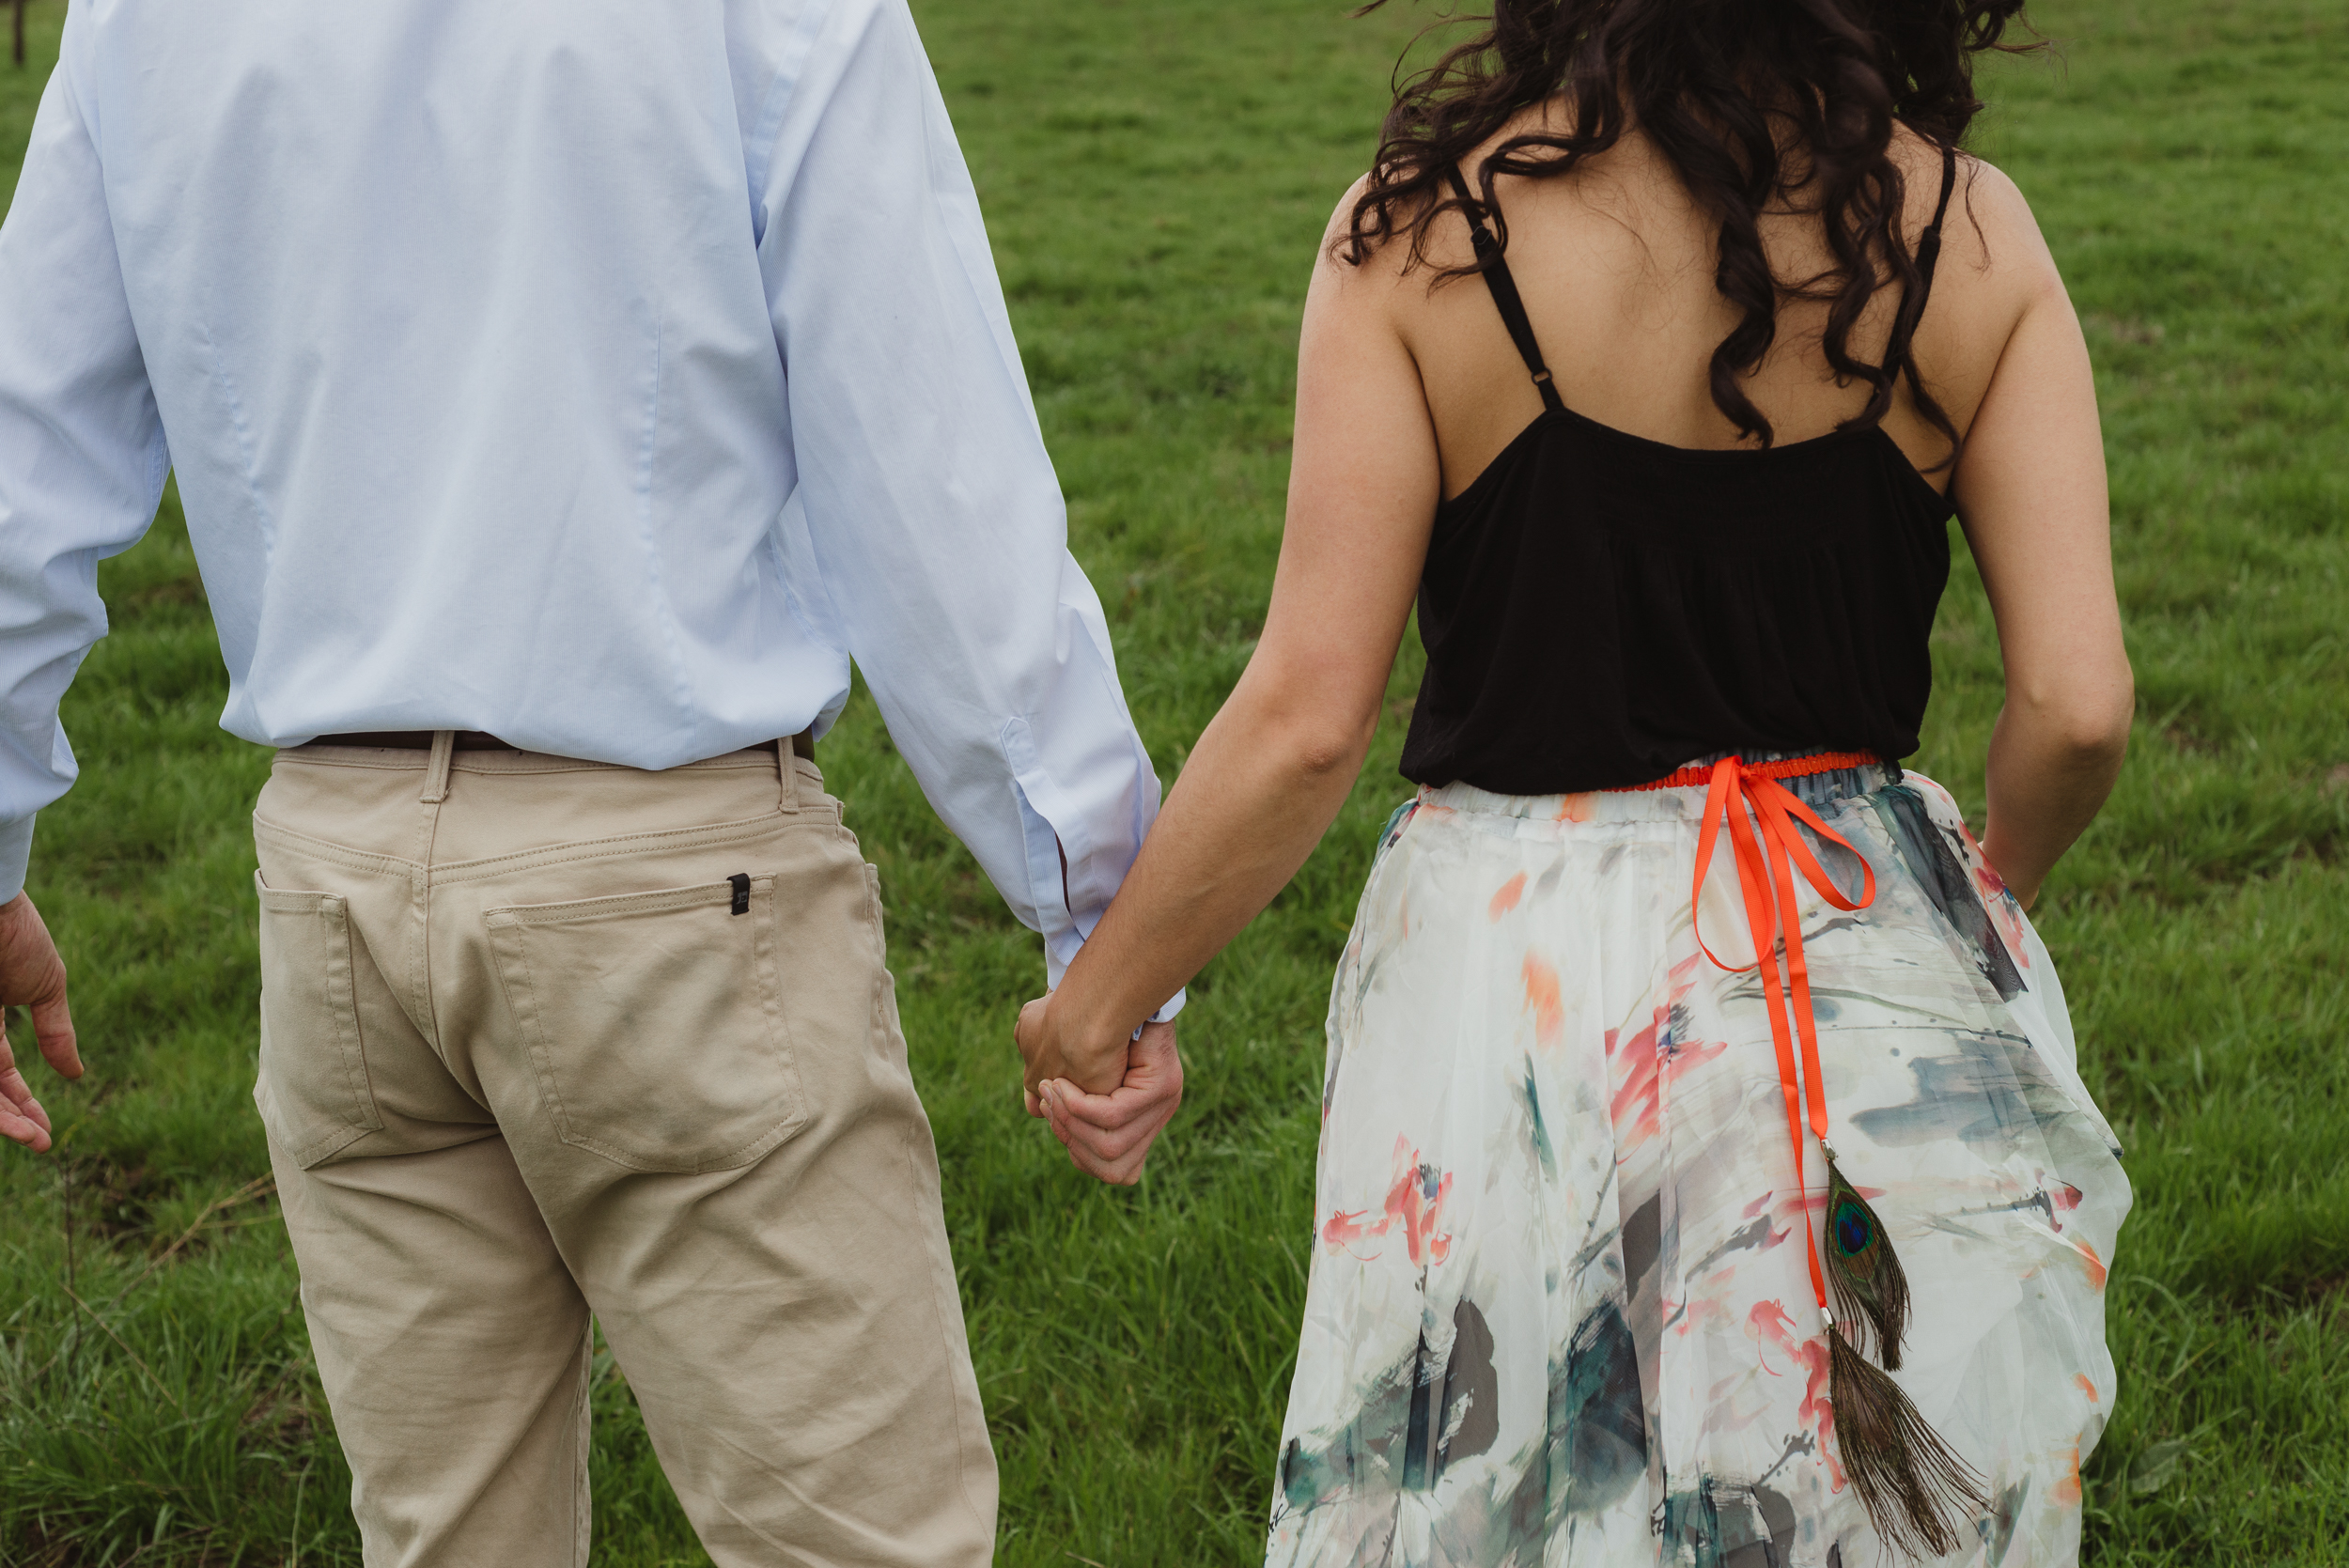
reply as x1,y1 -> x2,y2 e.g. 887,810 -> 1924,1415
1825,1157 -> 1911,1370
1819,1157 -> 1985,1553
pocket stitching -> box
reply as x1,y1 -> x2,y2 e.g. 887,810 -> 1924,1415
254,876 -> 385,1167
486,875 -> 808,1173
486,880 -> 740,926
253,822 -> 414,881
745,878 -> 811,1159
433,815 -> 837,887
319,898 -> 383,1143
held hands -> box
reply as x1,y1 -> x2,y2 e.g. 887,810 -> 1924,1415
1016,996 -> 1182,1186
0,893 -> 81,1153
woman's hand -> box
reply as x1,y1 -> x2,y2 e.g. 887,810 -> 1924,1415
1019,1009 -> 1183,1186
1016,992 -> 1130,1099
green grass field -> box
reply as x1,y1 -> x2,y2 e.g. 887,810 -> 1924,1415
1,0 -> 2343,1560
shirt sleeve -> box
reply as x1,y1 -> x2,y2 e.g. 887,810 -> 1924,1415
753,0 -> 1180,1018
0,31 -> 171,903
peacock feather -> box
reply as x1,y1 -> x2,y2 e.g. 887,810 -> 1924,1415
1828,1327 -> 1989,1557
1815,1151 -> 1984,1553
1824,1156 -> 1911,1370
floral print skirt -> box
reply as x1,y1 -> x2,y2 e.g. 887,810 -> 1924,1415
1266,763 -> 2128,1567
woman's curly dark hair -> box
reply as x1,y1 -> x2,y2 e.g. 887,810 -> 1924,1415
1346,0 -> 2037,454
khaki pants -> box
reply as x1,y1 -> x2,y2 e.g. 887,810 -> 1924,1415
252,737 -> 997,1566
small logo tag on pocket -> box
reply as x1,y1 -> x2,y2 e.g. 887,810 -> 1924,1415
728,873 -> 751,915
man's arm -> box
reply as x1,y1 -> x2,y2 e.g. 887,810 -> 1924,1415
750,0 -> 1178,1017
0,22 -> 170,1147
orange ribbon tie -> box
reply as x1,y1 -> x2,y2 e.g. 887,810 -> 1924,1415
1688,755 -> 1877,1316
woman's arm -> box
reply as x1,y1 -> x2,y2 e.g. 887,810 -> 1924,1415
1018,195 -> 1442,1104
1945,166 -> 2135,908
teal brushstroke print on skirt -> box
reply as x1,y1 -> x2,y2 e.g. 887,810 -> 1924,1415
1266,761 -> 2127,1566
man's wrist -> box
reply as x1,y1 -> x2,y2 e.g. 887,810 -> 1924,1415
0,813 -> 35,906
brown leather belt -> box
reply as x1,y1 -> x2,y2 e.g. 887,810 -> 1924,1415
321,730 -> 511,751
318,728 -> 817,757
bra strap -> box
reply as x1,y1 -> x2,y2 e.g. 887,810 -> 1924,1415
1443,163 -> 1565,415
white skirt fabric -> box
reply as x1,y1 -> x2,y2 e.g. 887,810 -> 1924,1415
1265,763 -> 2128,1567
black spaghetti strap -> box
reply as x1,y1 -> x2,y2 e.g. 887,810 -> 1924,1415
1912,142 -> 1959,303
1884,142 -> 1959,397
1443,164 -> 1565,415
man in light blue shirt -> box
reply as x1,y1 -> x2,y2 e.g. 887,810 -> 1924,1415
0,0 -> 1180,1560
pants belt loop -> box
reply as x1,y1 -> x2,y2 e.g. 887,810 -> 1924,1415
777,737 -> 800,813
421,730 -> 456,804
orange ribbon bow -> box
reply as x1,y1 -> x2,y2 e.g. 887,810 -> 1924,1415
1686,754 -> 1878,1315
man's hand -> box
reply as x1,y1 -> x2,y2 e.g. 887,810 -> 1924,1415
0,893 -> 80,1153
1019,1015 -> 1182,1186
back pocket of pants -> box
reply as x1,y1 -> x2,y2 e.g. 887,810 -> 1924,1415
256,874 -> 385,1167
484,876 -> 808,1173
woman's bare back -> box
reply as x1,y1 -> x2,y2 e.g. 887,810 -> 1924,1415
1370,118 -> 2047,500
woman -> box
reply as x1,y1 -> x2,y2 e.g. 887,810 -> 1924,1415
1018,0 -> 2132,1559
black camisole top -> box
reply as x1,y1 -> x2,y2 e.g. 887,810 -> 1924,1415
1398,148 -> 1961,796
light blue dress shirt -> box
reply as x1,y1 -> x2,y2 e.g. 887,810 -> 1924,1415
0,0 -> 1178,1012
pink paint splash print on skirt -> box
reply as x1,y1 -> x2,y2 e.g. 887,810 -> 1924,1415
1267,761 -> 2127,1567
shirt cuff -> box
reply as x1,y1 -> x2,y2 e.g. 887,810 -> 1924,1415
0,814 -> 34,904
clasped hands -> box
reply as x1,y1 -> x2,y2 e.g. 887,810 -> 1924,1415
1015,994 -> 1181,1186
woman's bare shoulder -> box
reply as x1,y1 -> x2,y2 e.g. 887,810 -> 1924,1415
1890,130 -> 2074,410
1313,174 -> 1379,274
1894,131 -> 2066,307
1313,172 -> 1470,278
1304,169 -> 1484,343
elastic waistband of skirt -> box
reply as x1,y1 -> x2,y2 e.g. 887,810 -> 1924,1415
1614,749 -> 1884,792
1416,750 -> 1896,823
